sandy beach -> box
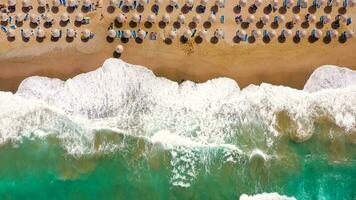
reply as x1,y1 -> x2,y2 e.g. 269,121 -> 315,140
0,0 -> 355,91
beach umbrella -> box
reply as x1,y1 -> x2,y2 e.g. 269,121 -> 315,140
308,14 -> 316,23
37,0 -> 46,7
131,13 -> 140,23
312,29 -> 322,38
185,0 -> 194,7
83,0 -> 91,7
282,29 -> 292,38
75,13 -> 84,22
137,29 -> 146,39
330,30 -> 338,38
268,29 -> 276,38
345,30 -> 354,38
300,0 -> 307,6
208,14 -> 216,23
67,28 -> 75,37
298,30 -> 307,38
272,0 -> 278,7
183,29 -> 192,38
107,29 -> 116,38
52,0 -> 60,6
214,29 -> 224,39
15,13 -> 24,22
154,0 -> 162,5
60,13 -> 69,22
22,29 -> 31,38
36,28 -> 45,38
215,0 -> 224,7
239,0 -> 247,6
7,29 -> 15,37
198,29 -> 207,38
287,0 -> 294,7
292,15 -> 300,24
177,14 -> 185,24
109,0 -> 117,6
68,0 -> 78,7
0,13 -> 9,22
44,13 -> 53,23
147,14 -> 156,23
123,29 -> 131,38
162,13 -> 170,23
82,29 -> 91,38
169,30 -> 177,39
237,30 -> 246,38
8,0 -> 16,6
252,29 -> 262,38
170,0 -> 178,6
246,14 -> 255,23
22,0 -> 30,7
116,13 -> 126,23
138,0 -> 146,5
200,0 -> 208,6
51,29 -> 60,38
192,15 -> 201,23
261,14 -> 269,24
30,14 -> 39,23
123,0 -> 131,6
254,0 -> 262,7
115,45 -> 124,53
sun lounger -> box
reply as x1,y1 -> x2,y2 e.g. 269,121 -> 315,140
10,25 -> 16,29
192,29 -> 197,37
346,17 -> 352,26
9,16 -> 13,24
131,30 -> 136,38
119,0 -> 123,8
1,26 -> 7,33
220,15 -> 224,24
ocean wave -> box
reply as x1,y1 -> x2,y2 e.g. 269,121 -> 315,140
1,58 -> 356,190
239,192 -> 296,200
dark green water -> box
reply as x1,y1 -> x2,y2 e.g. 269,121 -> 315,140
0,127 -> 355,200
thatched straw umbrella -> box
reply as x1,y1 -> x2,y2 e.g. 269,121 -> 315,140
16,13 -> 24,22
261,14 -> 269,24
8,0 -> 16,7
147,14 -> 156,23
192,15 -> 201,24
183,29 -> 192,38
198,29 -> 207,38
107,29 -> 116,38
75,13 -> 84,22
123,29 -> 131,38
7,29 -> 15,37
36,28 -> 45,38
0,13 -> 9,22
162,13 -> 170,23
131,13 -> 140,23
116,14 -> 125,23
115,45 -> 124,53
67,28 -> 75,37
215,0 -> 224,7
214,29 -> 224,39
38,0 -> 46,7
82,29 -> 91,38
137,29 -> 146,39
51,29 -> 60,38
52,0 -> 60,6
246,14 -> 255,24
177,14 -> 185,24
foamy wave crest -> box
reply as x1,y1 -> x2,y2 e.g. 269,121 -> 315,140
239,192 -> 296,200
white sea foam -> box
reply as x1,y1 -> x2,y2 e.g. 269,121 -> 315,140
1,58 -> 355,187
239,192 -> 296,200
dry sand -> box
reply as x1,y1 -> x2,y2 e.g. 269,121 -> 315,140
0,0 -> 355,92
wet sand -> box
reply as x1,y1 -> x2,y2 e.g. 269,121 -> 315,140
0,0 -> 355,92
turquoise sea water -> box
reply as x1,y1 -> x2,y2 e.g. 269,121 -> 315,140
0,125 -> 355,200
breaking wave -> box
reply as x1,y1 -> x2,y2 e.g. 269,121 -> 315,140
0,59 -> 355,199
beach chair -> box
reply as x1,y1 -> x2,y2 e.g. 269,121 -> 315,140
220,15 -> 225,24
342,0 -> 348,7
119,0 -> 123,8
346,17 -> 352,26
10,25 -> 16,29
192,29 -> 197,37
1,26 -> 7,33
274,16 -> 279,24
131,30 -> 137,38
9,16 -> 13,24
263,30 -> 269,38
